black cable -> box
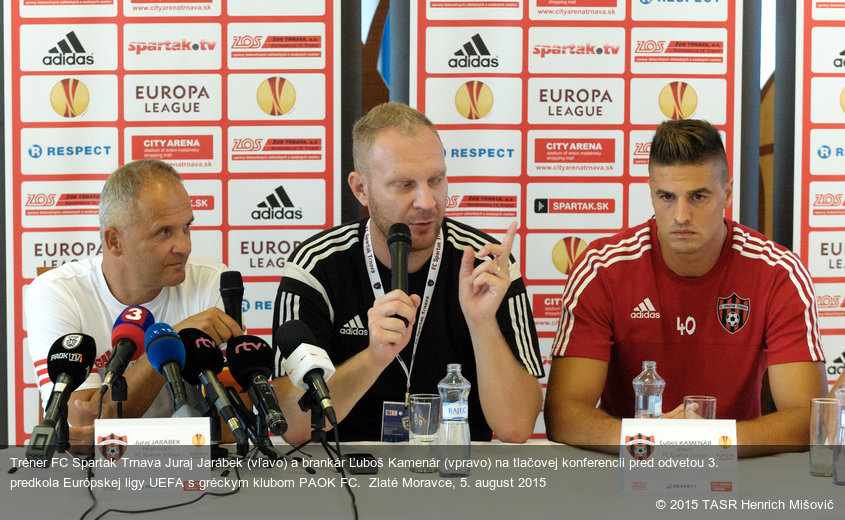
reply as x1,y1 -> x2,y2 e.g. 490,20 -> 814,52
87,464 -> 242,520
330,424 -> 359,520
97,386 -> 106,420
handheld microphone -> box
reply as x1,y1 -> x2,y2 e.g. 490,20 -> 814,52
387,223 -> 412,294
274,319 -> 337,426
102,305 -> 154,390
179,328 -> 248,446
145,323 -> 197,417
220,271 -> 244,328
227,335 -> 287,436
28,334 -> 96,462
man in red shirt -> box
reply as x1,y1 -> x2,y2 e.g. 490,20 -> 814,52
544,119 -> 828,456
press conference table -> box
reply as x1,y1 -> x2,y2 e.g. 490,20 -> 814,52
2,442 -> 842,520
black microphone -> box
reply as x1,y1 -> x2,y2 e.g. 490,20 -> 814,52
387,222 -> 411,294
274,319 -> 337,426
102,305 -> 154,391
220,271 -> 244,328
179,328 -> 248,446
145,323 -> 197,417
387,223 -> 412,327
27,334 -> 96,463
227,335 -> 287,436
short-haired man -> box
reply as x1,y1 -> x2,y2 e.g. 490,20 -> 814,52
272,103 -> 544,443
26,159 -> 242,433
544,119 -> 827,456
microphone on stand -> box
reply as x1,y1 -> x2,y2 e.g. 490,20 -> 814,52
274,319 -> 337,426
179,328 -> 249,447
27,334 -> 96,464
220,271 -> 244,329
100,306 -> 155,417
145,323 -> 198,418
226,335 -> 287,436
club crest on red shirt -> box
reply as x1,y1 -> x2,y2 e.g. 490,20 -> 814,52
717,293 -> 750,333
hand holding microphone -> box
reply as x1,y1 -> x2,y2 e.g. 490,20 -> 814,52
387,223 -> 412,327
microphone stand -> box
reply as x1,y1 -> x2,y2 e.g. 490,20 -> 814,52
284,390 -> 340,464
25,401 -> 68,465
227,387 -> 281,461
111,375 -> 127,419
56,405 -> 70,455
198,397 -> 238,460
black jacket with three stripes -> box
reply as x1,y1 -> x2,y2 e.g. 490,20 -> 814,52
272,217 -> 544,441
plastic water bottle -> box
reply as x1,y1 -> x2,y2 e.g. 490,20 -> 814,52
438,363 -> 471,477
833,386 -> 845,486
632,361 -> 665,418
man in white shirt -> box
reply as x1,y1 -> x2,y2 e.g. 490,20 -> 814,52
26,159 -> 242,443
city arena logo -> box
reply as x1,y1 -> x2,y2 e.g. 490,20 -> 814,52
532,43 -> 621,58
43,31 -> 94,66
252,185 -> 303,221
450,34 -> 498,69
658,81 -> 697,120
256,76 -> 296,116
551,236 -> 588,276
50,78 -> 89,118
127,39 -> 218,55
455,80 -> 493,120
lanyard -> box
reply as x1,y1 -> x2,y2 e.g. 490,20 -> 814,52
364,219 -> 443,406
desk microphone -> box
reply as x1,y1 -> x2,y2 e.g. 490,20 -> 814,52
145,323 -> 196,417
220,271 -> 244,328
227,335 -> 287,436
275,319 -> 337,426
179,328 -> 248,446
27,334 -> 96,463
102,305 -> 154,391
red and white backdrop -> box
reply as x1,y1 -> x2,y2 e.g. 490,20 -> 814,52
410,0 -> 744,436
793,0 -> 845,388
4,0 -> 342,445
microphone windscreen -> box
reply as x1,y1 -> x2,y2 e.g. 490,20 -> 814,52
226,335 -> 274,388
47,333 -> 96,390
274,319 -> 318,359
387,223 -> 412,247
145,323 -> 185,374
111,306 -> 155,358
220,271 -> 244,293
178,327 -> 225,384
